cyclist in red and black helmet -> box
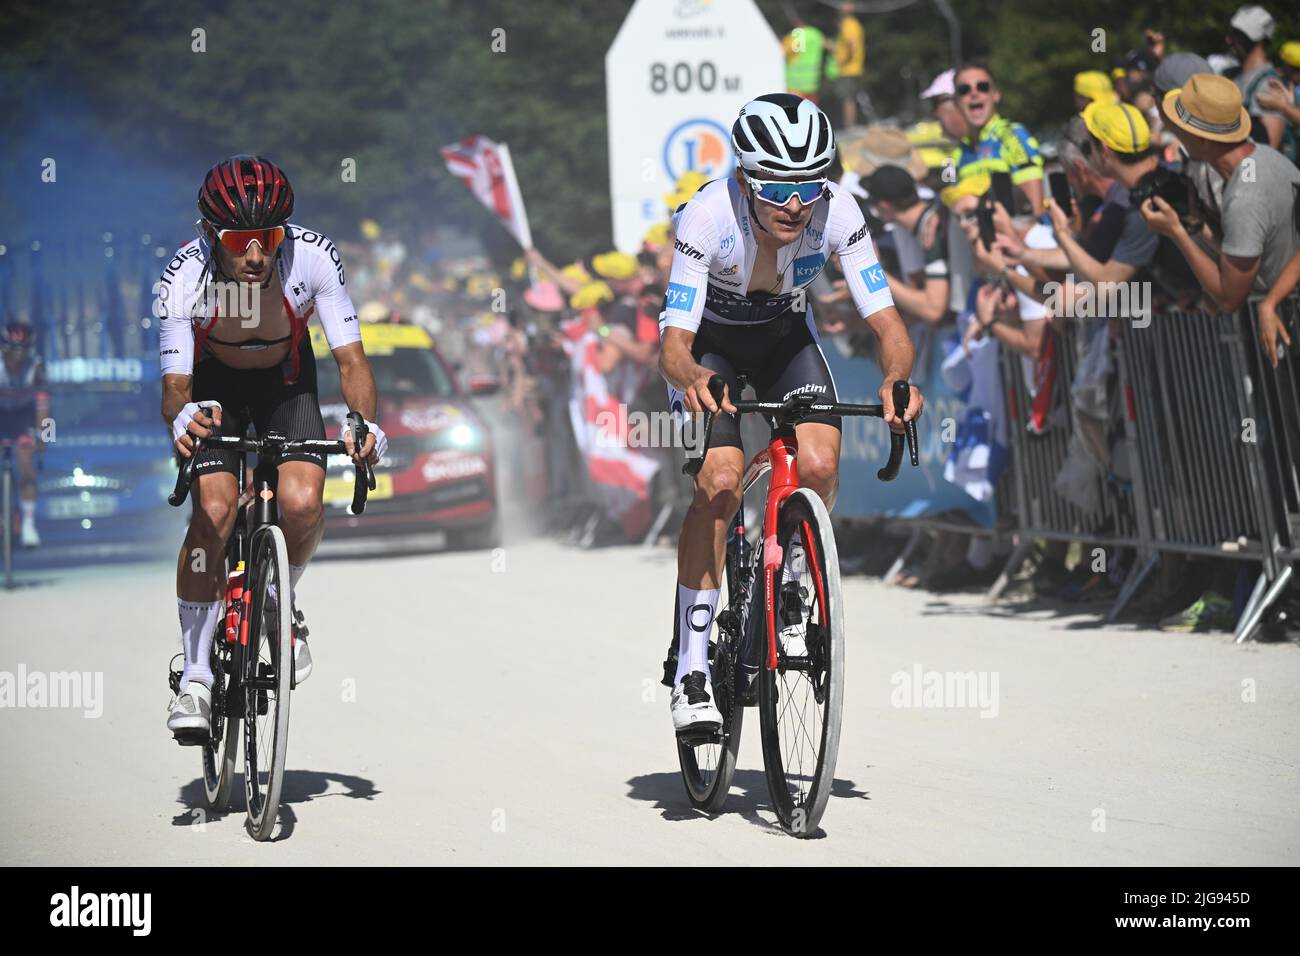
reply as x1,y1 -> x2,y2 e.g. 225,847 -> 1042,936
160,155 -> 385,738
0,321 -> 48,548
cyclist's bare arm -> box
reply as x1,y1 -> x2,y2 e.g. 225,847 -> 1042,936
660,327 -> 737,416
332,342 -> 378,461
864,304 -> 923,429
162,373 -> 193,427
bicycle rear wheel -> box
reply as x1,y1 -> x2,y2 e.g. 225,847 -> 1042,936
675,532 -> 746,812
758,488 -> 845,837
243,524 -> 293,841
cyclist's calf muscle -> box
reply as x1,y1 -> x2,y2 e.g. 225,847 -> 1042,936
178,472 -> 238,603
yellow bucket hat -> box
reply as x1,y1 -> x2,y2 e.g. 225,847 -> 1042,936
592,251 -> 639,280
1074,70 -> 1116,104
569,281 -> 615,310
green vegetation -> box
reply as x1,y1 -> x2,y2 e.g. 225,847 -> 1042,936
1,0 -> 1294,260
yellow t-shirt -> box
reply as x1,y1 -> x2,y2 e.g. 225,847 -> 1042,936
834,16 -> 865,77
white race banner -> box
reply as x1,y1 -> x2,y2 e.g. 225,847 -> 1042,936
605,0 -> 783,252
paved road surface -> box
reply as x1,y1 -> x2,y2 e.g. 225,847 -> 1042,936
2,540 -> 1297,864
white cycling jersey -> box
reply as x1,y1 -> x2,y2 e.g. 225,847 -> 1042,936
0,353 -> 45,412
157,224 -> 361,382
661,177 -> 895,335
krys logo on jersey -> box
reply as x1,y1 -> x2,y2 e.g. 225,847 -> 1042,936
663,118 -> 733,182
793,254 -> 825,286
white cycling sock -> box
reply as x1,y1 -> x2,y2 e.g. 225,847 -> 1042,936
20,499 -> 35,528
289,564 -> 305,606
675,584 -> 719,685
782,530 -> 805,584
178,599 -> 221,689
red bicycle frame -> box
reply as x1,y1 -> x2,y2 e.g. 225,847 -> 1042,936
747,425 -> 830,671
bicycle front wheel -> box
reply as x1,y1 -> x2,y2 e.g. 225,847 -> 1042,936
243,524 -> 293,841
202,635 -> 240,810
758,488 -> 845,837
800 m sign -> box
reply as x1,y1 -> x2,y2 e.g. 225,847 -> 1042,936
649,61 -> 740,95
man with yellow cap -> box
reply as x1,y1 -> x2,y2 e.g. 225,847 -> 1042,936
1142,72 -> 1300,312
1046,100 -> 1197,303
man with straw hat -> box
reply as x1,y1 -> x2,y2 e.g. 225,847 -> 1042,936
1141,72 -> 1300,311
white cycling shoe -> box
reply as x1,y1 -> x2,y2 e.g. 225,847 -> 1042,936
292,611 -> 312,686
267,583 -> 312,686
20,522 -> 40,548
671,671 -> 722,735
779,583 -> 809,658
167,681 -> 212,740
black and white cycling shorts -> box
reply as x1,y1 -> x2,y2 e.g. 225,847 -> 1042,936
188,337 -> 327,476
665,312 -> 840,451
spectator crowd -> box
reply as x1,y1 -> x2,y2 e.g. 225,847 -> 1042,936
356,3 -> 1300,637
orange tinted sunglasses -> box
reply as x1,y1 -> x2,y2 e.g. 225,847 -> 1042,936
213,225 -> 286,255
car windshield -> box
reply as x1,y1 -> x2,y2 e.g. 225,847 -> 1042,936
316,344 -> 456,399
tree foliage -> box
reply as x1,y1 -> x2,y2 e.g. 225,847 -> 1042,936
1,0 -> 1295,259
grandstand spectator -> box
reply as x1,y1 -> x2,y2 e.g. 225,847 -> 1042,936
922,69 -> 968,145
951,62 -> 1045,214
862,164 -> 951,326
1050,101 -> 1199,307
1226,5 -> 1287,149
1144,73 -> 1300,309
830,2 -> 867,127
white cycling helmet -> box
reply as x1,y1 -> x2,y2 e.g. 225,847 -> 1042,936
731,93 -> 836,178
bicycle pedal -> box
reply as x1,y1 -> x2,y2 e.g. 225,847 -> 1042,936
675,723 -> 722,745
172,728 -> 209,748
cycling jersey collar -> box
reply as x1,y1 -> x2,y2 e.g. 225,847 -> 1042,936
963,112 -> 1005,144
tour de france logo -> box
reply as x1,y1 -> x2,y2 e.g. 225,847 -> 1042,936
663,118 -> 733,182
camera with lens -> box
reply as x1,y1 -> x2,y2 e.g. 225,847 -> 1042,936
1131,166 -> 1193,224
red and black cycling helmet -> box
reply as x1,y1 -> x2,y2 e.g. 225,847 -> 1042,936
3,322 -> 35,351
197,155 -> 294,230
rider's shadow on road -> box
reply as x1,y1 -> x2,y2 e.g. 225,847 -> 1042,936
626,770 -> 868,839
171,770 -> 380,839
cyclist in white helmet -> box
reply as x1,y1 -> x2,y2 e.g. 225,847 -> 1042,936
660,93 -> 924,733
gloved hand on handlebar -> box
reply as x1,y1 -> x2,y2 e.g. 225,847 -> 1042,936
172,400 -> 222,456
342,416 -> 386,466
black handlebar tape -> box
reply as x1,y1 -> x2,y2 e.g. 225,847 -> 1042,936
876,380 -> 911,482
168,437 -> 203,507
893,379 -> 920,466
683,374 -> 727,477
345,410 -> 372,515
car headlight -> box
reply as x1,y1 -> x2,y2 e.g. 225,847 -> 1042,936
448,424 -> 478,448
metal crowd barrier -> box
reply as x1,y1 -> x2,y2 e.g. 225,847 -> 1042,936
992,297 -> 1300,641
